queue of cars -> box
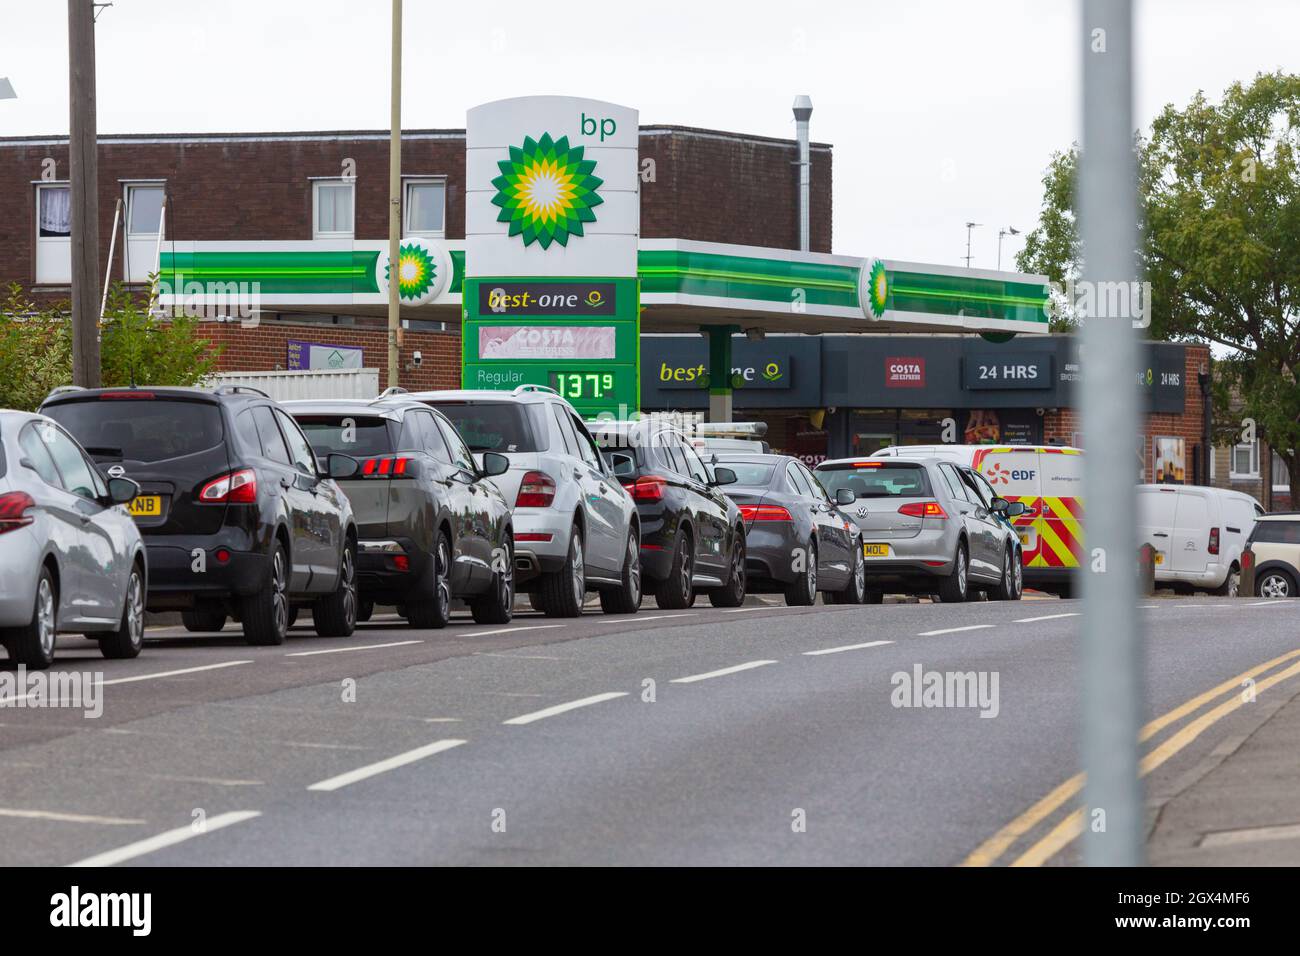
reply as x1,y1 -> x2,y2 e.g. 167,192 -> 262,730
3,389 -> 1294,670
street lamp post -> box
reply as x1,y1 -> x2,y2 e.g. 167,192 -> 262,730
997,226 -> 1020,270
963,222 -> 982,268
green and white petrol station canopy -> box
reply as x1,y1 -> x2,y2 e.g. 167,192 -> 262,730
157,236 -> 1052,336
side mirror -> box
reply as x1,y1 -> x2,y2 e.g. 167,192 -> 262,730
835,487 -> 856,507
107,476 -> 140,505
989,496 -> 1010,514
606,452 -> 636,478
710,466 -> 737,487
481,451 -> 510,477
1005,501 -> 1027,517
326,453 -> 361,479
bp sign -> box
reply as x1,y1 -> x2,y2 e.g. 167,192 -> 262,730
463,96 -> 640,417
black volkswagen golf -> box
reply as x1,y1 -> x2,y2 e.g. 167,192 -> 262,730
40,385 -> 361,646
593,420 -> 746,609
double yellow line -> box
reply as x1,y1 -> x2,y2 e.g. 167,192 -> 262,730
961,647 -> 1300,867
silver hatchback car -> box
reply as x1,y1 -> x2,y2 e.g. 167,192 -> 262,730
0,410 -> 147,667
814,456 -> 1025,603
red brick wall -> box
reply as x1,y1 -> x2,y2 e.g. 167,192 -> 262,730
200,320 -> 461,392
1042,344 -> 1211,484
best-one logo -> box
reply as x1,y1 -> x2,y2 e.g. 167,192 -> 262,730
660,362 -> 784,385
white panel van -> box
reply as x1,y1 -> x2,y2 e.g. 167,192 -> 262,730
1136,484 -> 1262,595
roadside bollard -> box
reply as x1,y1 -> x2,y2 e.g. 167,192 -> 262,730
1137,543 -> 1156,596
1240,547 -> 1256,598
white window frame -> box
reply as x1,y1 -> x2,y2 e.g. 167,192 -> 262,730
1230,440 -> 1259,480
123,181 -> 166,238
34,181 -> 72,285
1272,449 -> 1291,492
402,176 -> 446,238
312,179 -> 355,239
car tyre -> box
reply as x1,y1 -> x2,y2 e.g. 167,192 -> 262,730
1211,563 -> 1240,597
407,531 -> 453,629
709,530 -> 747,608
357,598 -> 374,622
100,562 -> 146,659
313,539 -> 358,637
601,528 -> 643,614
784,540 -> 818,606
181,606 -> 227,633
829,541 -> 867,604
5,566 -> 58,669
990,546 -> 1023,601
471,535 -> 515,625
653,530 -> 695,610
538,525 -> 586,617
936,540 -> 969,604
241,541 -> 290,646
1256,568 -> 1295,599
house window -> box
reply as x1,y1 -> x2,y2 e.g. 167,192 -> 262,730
1272,452 -> 1290,491
403,177 -> 446,237
1230,441 -> 1259,479
35,183 -> 72,284
313,180 -> 354,238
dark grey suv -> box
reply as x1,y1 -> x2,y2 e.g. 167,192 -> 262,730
285,398 -> 515,628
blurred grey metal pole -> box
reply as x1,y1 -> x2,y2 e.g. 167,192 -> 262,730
1079,0 -> 1143,866
387,0 -> 403,389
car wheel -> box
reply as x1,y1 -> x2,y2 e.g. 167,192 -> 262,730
357,597 -> 374,622
407,531 -> 453,629
1257,569 -> 1294,599
991,546 -> 1023,601
784,540 -> 818,606
241,541 -> 290,646
313,539 -> 358,637
653,529 -> 695,610
1211,563 -> 1240,597
865,589 -> 885,604
601,528 -> 643,614
936,541 -> 969,603
829,542 -> 867,604
4,566 -> 58,669
709,530 -> 747,608
100,563 -> 146,659
538,524 -> 586,617
287,606 -> 300,628
472,534 -> 515,625
181,606 -> 227,633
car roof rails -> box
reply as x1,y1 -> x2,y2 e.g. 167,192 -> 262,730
512,384 -> 560,396
214,384 -> 270,399
45,385 -> 85,400
377,386 -> 409,398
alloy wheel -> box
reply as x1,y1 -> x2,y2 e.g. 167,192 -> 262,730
679,544 -> 693,603
340,548 -> 357,628
36,577 -> 55,657
571,535 -> 585,608
627,535 -> 641,604
957,549 -> 967,597
126,571 -> 144,648
271,550 -> 288,638
1260,573 -> 1290,599
436,538 -> 452,618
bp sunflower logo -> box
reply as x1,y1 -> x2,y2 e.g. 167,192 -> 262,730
491,133 -> 603,249
386,242 -> 437,302
865,259 -> 889,318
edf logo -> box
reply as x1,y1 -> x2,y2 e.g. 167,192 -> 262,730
581,112 -> 617,141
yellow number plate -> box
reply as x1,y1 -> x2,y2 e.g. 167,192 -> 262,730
863,543 -> 893,558
1154,552 -> 1164,566
127,495 -> 162,517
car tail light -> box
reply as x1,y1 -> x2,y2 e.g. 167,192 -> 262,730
1208,526 -> 1220,555
738,503 -> 793,522
624,475 -> 667,503
516,471 -> 556,507
199,468 -> 257,504
361,456 -> 415,478
0,491 -> 35,534
98,391 -> 155,400
516,532 -> 554,542
898,500 -> 947,519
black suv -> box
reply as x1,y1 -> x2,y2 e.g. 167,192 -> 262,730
592,420 -> 747,609
284,397 -> 516,627
40,385 -> 361,646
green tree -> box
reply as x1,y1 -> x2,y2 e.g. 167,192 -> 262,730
1017,71 -> 1300,487
0,282 -> 220,411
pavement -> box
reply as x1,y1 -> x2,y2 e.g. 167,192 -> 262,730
2,591 -> 1299,866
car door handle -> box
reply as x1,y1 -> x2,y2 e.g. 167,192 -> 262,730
280,477 -> 292,489
1152,532 -> 1169,537
573,468 -> 583,479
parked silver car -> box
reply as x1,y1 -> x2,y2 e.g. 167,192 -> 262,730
406,385 -> 641,616
814,456 -> 1025,602
0,410 -> 147,667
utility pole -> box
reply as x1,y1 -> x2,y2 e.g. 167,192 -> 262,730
386,0 -> 403,390
1079,0 -> 1143,867
963,222 -> 982,268
69,0 -> 101,387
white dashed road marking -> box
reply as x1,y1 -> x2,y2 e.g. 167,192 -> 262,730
68,810 -> 263,867
917,625 -> 996,637
503,692 -> 628,726
307,739 -> 467,792
671,660 -> 778,683
803,640 -> 894,656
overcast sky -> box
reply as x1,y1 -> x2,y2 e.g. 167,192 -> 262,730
1,0 -> 1295,268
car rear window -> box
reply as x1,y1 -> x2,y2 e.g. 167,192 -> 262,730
717,462 -> 775,486
1248,521 -> 1300,545
294,415 -> 396,458
424,401 -> 540,453
43,398 -> 225,464
815,462 -> 933,498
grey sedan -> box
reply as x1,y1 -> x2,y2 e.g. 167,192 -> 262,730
714,453 -> 866,605
814,456 -> 1025,603
0,411 -> 147,668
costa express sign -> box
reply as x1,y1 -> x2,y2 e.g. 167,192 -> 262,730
885,356 -> 925,388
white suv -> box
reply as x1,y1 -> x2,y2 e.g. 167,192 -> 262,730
406,385 -> 641,616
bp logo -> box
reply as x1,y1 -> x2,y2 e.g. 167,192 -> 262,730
862,258 -> 890,318
376,237 -> 451,306
491,133 -> 604,249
